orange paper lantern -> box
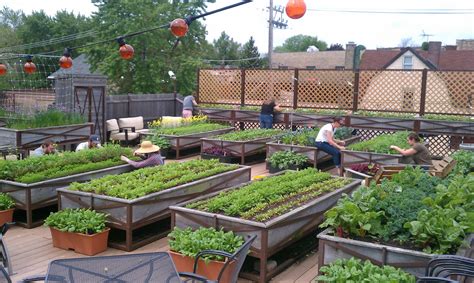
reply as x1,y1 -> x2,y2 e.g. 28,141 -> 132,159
24,57 -> 36,74
119,43 -> 134,60
170,18 -> 189,38
286,0 -> 307,19
0,64 -> 6,76
59,56 -> 73,69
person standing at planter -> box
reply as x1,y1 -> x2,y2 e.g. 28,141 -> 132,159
120,140 -> 164,168
75,135 -> 102,152
182,95 -> 198,118
259,98 -> 281,129
315,117 -> 346,174
32,140 -> 56,157
390,133 -> 432,165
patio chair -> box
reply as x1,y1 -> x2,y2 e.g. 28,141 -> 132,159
106,118 -> 140,145
179,235 -> 257,283
416,255 -> 474,283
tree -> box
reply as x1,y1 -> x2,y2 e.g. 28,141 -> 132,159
399,37 -> 416,48
0,7 -> 24,49
86,0 -> 211,95
239,36 -> 263,68
212,31 -> 240,66
421,42 -> 429,51
327,43 -> 344,51
274,34 -> 327,52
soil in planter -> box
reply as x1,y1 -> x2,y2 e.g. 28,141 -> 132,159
107,218 -> 171,247
13,204 -> 57,227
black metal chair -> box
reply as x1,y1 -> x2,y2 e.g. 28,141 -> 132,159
179,235 -> 257,283
0,223 -> 13,276
416,255 -> 474,283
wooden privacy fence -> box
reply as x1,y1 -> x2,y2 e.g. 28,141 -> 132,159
197,69 -> 474,116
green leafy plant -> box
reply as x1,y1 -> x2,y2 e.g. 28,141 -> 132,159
168,227 -> 244,262
348,131 -> 412,154
6,109 -> 86,129
68,159 -> 239,199
294,108 -> 348,116
449,150 -> 474,177
44,208 -> 107,235
279,128 -> 319,146
333,127 -> 354,140
147,134 -> 171,150
267,151 -> 308,170
0,145 -> 134,184
215,129 -> 282,141
352,110 -> 416,119
423,114 -> 473,122
315,258 -> 415,283
0,193 -> 15,210
152,123 -> 229,136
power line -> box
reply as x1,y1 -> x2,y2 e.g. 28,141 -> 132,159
203,56 -> 260,62
307,8 -> 474,15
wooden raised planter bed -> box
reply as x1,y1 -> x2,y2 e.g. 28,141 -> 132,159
202,136 -> 279,164
169,176 -> 361,283
267,136 -> 361,168
418,118 -> 474,136
143,127 -> 234,159
341,150 -> 413,172
0,123 -> 93,152
0,164 -> 134,228
57,165 -> 251,252
286,112 -> 338,127
348,115 -> 416,131
343,168 -> 374,186
317,229 -> 474,278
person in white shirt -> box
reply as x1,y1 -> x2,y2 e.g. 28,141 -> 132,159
315,117 -> 346,174
75,135 -> 102,152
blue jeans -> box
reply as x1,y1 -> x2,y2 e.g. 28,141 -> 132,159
316,142 -> 341,167
260,114 -> 273,129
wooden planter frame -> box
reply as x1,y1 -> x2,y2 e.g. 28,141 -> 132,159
142,127 -> 234,159
201,136 -> 279,164
317,229 -> 474,278
266,136 -> 361,168
341,150 -> 412,174
0,164 -> 134,228
0,123 -> 93,152
57,165 -> 251,252
169,176 -> 361,283
418,118 -> 474,136
349,116 -> 416,131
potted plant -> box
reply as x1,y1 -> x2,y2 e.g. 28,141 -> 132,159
0,193 -> 15,226
201,146 -> 234,163
266,150 -> 309,173
44,208 -> 109,256
168,227 -> 244,282
148,134 -> 171,157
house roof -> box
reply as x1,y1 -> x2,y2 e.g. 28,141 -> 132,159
48,54 -> 102,78
359,48 -> 474,70
272,51 -> 346,69
382,47 -> 437,69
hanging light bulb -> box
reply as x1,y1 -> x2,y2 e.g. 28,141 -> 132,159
24,55 -> 36,74
0,63 -> 7,76
170,18 -> 189,38
286,0 -> 307,19
117,37 -> 134,60
59,48 -> 73,69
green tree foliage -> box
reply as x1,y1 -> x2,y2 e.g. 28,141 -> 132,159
327,43 -> 344,51
0,7 -> 23,48
239,36 -> 263,68
212,31 -> 241,66
86,0 -> 210,95
421,41 -> 429,51
274,34 -> 327,52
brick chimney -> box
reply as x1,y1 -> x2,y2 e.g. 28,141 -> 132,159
427,41 -> 442,66
345,41 -> 356,70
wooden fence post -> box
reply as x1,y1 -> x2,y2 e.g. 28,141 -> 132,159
352,70 -> 360,112
293,69 -> 299,109
419,68 -> 428,116
240,69 -> 246,107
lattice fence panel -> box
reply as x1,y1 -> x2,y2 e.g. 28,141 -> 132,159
424,135 -> 458,158
425,71 -> 474,115
358,70 -> 422,113
353,129 -> 395,141
244,70 -> 294,107
198,69 -> 241,104
298,70 -> 354,109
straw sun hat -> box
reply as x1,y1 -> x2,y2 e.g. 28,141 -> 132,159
134,141 -> 160,154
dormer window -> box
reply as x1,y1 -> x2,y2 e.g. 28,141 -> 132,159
403,56 -> 413,70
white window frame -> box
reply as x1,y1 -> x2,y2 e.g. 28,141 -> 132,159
403,55 -> 413,70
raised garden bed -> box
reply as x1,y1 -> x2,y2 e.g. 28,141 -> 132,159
58,160 -> 251,251
418,118 -> 474,136
349,115 -> 416,131
201,129 -> 283,164
169,170 -> 360,282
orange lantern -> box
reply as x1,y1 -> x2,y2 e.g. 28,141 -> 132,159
59,48 -> 73,69
117,38 -> 134,60
170,18 -> 189,38
24,56 -> 36,74
286,0 -> 306,19
0,64 -> 6,76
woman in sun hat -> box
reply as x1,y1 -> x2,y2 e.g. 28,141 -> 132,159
120,140 -> 164,168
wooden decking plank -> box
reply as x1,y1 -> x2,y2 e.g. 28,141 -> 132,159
271,252 -> 318,283
295,264 -> 319,283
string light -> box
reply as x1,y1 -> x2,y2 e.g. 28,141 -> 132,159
170,18 -> 189,38
59,48 -> 73,69
0,63 -> 6,76
23,55 -> 37,74
286,0 -> 307,19
117,37 -> 134,60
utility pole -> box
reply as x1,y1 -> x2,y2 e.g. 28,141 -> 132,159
268,0 -> 274,68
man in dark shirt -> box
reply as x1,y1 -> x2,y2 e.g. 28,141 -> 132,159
259,98 -> 281,129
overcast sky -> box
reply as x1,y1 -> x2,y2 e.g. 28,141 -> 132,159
2,0 -> 473,53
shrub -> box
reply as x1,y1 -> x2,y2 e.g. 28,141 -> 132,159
267,151 -> 308,170
44,208 -> 107,235
0,193 -> 14,210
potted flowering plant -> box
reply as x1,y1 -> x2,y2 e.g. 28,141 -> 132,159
44,208 -> 109,256
0,193 -> 15,226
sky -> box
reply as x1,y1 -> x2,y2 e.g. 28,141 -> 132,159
2,0 -> 473,53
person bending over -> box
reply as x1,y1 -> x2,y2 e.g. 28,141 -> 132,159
120,141 -> 164,169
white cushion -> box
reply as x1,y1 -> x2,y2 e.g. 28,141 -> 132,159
118,116 -> 144,131
106,119 -> 119,134
110,132 -> 140,141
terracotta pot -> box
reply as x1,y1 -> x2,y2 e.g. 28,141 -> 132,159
0,209 -> 14,227
169,250 -> 236,282
49,227 -> 110,256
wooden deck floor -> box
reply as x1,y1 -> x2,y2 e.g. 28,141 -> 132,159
7,157 -> 325,282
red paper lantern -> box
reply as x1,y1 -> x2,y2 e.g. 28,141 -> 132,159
24,57 -> 36,74
286,0 -> 307,19
59,56 -> 73,69
170,18 -> 189,38
119,43 -> 134,60
0,64 -> 7,76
